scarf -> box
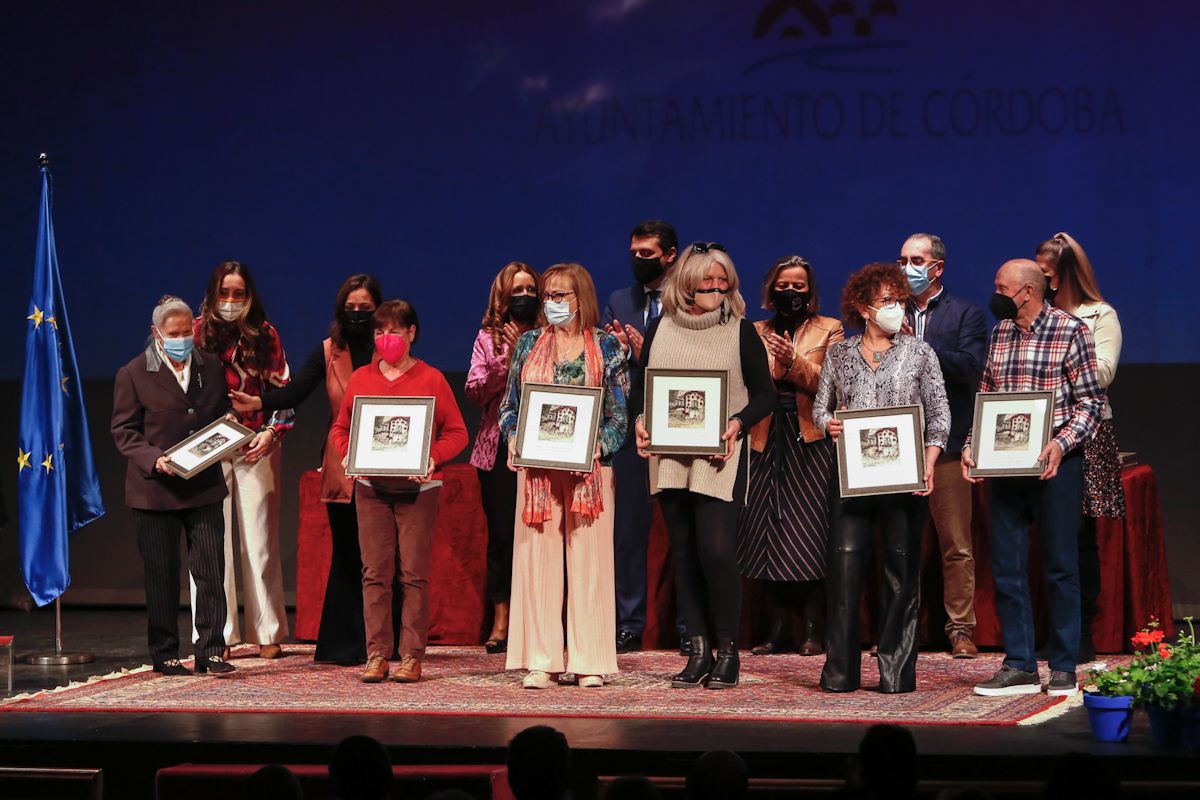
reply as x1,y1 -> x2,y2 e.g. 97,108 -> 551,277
519,327 -> 605,524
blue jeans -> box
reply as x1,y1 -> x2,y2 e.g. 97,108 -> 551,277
989,450 -> 1083,674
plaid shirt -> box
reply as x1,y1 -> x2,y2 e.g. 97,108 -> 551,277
967,302 -> 1103,455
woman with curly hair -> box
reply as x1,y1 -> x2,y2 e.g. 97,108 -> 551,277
192,260 -> 293,659
813,262 -> 949,693
466,261 -> 541,653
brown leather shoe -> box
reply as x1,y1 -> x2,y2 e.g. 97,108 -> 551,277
950,631 -> 979,659
360,654 -> 389,683
391,655 -> 421,683
258,644 -> 283,659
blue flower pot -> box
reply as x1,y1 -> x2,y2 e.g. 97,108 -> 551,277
1181,706 -> 1200,753
1082,693 -> 1133,743
1146,704 -> 1184,749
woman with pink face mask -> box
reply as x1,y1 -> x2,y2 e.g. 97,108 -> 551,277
330,299 -> 469,684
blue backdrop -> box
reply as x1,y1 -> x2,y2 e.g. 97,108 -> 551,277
0,0 -> 1196,377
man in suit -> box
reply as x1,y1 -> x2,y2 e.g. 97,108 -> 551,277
899,233 -> 987,658
111,295 -> 237,676
603,220 -> 679,653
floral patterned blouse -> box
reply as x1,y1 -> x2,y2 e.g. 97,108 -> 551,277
813,332 -> 951,450
498,327 -> 630,463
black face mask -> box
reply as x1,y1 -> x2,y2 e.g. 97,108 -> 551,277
508,295 -> 539,324
1045,276 -> 1057,297
771,289 -> 809,318
632,255 -> 666,286
340,309 -> 374,338
989,291 -> 1022,321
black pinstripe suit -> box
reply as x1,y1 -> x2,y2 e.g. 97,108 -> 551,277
111,344 -> 231,663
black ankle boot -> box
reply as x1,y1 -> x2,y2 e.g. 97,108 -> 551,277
799,619 -> 824,656
751,607 -> 792,655
670,636 -> 713,688
707,639 -> 740,689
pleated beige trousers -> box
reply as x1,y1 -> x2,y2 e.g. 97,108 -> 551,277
506,466 -> 618,676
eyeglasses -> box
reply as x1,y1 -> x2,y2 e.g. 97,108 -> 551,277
541,290 -> 576,303
871,295 -> 901,306
896,256 -> 941,268
692,242 -> 727,254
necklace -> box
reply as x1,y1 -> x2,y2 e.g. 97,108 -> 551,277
861,336 -> 889,363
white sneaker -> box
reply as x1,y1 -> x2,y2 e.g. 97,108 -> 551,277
578,675 -> 604,688
522,670 -> 554,689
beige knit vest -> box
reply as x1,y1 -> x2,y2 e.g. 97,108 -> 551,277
647,308 -> 748,502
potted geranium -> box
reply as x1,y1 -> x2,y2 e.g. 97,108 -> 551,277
1121,618 -> 1199,749
1083,655 -> 1138,743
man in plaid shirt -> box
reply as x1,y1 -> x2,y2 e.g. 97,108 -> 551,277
962,259 -> 1103,698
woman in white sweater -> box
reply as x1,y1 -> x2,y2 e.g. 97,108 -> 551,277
1036,232 -> 1124,663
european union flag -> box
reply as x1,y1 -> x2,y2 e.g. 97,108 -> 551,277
17,164 -> 106,606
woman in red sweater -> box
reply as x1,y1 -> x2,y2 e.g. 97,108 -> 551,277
331,300 -> 468,684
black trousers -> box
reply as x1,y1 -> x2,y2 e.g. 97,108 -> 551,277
478,458 -> 518,605
134,503 -> 226,664
657,489 -> 743,643
821,493 -> 925,693
315,500 -> 368,664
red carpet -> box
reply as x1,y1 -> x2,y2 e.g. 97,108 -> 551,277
1,645 -> 1079,726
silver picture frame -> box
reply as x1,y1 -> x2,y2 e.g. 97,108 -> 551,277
835,404 -> 928,497
163,417 -> 256,480
345,395 -> 436,477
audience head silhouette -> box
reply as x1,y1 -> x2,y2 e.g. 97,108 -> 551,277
605,775 -> 661,800
855,724 -> 917,799
241,764 -> 303,800
329,735 -> 393,800
686,750 -> 748,800
507,725 -> 571,800
1045,753 -> 1122,799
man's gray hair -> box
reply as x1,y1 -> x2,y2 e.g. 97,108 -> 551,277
152,295 -> 193,329
906,233 -> 946,262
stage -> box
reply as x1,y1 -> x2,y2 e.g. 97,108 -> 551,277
1,609 -> 1197,800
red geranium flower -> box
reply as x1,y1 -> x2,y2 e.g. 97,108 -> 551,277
1158,644 -> 1171,659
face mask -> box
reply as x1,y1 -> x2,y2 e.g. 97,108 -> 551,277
544,300 -> 576,327
904,263 -> 931,295
508,295 -> 539,324
340,309 -> 374,338
632,255 -> 665,286
158,332 -> 194,362
692,286 -> 727,312
771,289 -> 809,318
1045,276 -> 1057,297
217,300 -> 245,321
870,302 -> 905,335
375,333 -> 409,365
989,290 -> 1027,321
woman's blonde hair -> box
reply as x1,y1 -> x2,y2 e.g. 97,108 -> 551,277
481,261 -> 540,354
661,243 -> 746,320
541,262 -> 601,330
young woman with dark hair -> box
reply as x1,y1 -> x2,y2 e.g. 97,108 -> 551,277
192,260 -> 292,659
232,272 -> 384,665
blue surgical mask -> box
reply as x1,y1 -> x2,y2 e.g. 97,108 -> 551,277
158,332 -> 195,362
904,263 -> 930,295
544,300 -> 576,327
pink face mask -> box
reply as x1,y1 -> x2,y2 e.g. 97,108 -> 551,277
375,333 -> 409,365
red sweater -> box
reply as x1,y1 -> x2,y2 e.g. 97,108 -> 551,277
331,359 -> 468,475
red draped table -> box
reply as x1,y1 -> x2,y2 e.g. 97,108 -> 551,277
295,463 -> 1173,651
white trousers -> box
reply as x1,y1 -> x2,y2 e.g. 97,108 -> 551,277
190,447 -> 289,646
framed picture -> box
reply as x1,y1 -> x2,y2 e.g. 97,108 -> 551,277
835,404 -> 928,497
512,382 -> 605,472
163,417 -> 256,480
644,368 -> 729,456
968,390 -> 1055,477
345,396 -> 436,477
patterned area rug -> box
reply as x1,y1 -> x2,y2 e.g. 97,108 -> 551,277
1,645 -> 1080,726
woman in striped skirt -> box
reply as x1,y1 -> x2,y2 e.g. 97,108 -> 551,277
738,256 -> 844,657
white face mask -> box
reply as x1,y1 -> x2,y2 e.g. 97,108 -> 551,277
217,300 -> 245,321
544,300 -> 576,327
870,302 -> 905,335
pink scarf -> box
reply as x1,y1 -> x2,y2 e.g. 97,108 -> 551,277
519,328 -> 605,524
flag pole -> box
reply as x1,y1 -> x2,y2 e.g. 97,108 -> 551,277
21,153 -> 94,667
25,597 -> 93,665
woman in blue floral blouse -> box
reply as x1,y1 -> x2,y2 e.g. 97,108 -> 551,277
498,262 -> 629,690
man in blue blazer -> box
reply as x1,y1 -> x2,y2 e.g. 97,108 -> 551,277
900,232 -> 987,658
603,219 -> 679,653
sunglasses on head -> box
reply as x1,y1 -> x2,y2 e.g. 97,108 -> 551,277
691,242 -> 727,254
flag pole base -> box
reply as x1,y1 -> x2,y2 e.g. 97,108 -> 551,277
25,651 -> 93,665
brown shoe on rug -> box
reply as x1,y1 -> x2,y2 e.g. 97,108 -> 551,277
391,655 -> 421,683
360,654 -> 389,683
258,644 -> 283,659
950,631 -> 979,659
